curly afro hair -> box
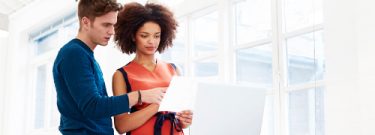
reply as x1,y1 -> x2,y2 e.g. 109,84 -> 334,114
114,2 -> 178,54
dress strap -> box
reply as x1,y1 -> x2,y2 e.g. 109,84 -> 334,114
117,68 -> 132,93
170,63 -> 177,71
117,67 -> 138,135
117,67 -> 138,115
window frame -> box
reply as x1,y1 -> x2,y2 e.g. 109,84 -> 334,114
26,14 -> 77,134
172,0 -> 325,135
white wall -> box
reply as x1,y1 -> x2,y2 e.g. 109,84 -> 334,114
356,0 -> 375,134
324,0 -> 375,134
0,35 -> 8,135
324,0 -> 361,134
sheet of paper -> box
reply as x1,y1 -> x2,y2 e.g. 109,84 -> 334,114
158,76 -> 196,112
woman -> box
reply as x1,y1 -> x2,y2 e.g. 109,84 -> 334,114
112,2 -> 193,135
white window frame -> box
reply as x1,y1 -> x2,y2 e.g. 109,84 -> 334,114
26,15 -> 77,135
174,0 -> 325,135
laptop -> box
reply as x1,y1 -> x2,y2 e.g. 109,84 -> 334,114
189,82 -> 267,135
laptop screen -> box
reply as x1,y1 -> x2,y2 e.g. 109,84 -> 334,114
189,82 -> 266,135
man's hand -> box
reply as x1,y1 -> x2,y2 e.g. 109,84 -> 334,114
140,87 -> 167,104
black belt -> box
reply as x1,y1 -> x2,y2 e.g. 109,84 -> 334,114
154,111 -> 183,135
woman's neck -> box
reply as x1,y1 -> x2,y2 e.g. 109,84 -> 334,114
133,53 -> 157,66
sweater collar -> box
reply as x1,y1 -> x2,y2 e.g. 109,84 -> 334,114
73,38 -> 94,55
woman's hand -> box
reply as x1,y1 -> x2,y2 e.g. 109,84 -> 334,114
176,110 -> 193,129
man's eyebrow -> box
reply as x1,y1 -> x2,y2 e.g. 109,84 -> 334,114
102,22 -> 115,25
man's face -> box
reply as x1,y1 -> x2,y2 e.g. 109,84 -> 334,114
86,11 -> 117,46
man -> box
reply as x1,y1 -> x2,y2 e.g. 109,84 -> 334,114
52,0 -> 165,134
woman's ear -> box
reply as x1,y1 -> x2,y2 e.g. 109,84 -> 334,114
131,35 -> 135,42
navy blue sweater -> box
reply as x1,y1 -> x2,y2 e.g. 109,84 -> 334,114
53,39 -> 130,135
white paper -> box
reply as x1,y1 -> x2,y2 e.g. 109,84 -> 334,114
158,76 -> 196,112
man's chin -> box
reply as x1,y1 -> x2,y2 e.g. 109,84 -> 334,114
98,42 -> 109,46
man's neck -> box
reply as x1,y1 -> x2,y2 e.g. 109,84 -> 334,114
76,33 -> 97,51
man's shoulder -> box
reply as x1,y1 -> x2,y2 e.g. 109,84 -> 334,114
59,40 -> 86,56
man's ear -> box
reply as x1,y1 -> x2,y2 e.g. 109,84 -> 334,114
81,17 -> 90,30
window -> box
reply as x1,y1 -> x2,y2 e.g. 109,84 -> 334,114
34,32 -> 58,55
160,20 -> 187,75
192,11 -> 219,57
236,44 -> 273,88
194,57 -> 219,77
171,0 -> 325,135
288,87 -> 325,135
234,0 -> 272,45
29,13 -> 78,133
233,1 -> 274,134
34,65 -> 47,129
283,0 -> 325,134
32,63 -> 59,130
283,0 -> 323,32
190,9 -> 220,79
286,30 -> 324,85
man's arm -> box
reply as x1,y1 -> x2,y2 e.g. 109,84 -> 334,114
59,47 -> 130,119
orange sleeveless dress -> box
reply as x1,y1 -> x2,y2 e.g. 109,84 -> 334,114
119,60 -> 183,135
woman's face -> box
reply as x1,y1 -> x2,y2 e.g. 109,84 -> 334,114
134,21 -> 161,55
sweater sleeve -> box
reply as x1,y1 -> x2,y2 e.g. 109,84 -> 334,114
59,47 -> 130,119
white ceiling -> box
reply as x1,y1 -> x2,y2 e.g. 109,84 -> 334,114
0,0 -> 35,31
0,0 -> 186,31
0,0 -> 35,15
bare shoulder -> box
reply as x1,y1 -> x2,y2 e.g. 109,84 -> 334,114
112,70 -> 127,95
113,70 -> 124,80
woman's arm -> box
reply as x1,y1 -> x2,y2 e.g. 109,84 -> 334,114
112,70 -> 161,134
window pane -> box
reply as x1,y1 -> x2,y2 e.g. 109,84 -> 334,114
288,87 -> 325,135
30,15 -> 80,131
236,44 -> 273,89
194,58 -> 219,77
261,95 -> 275,135
34,32 -> 58,55
35,65 -> 47,129
284,0 -> 324,32
34,22 -> 78,55
49,80 -> 59,128
286,30 -> 324,85
60,22 -> 79,44
193,11 -> 219,57
234,0 -> 272,45
161,21 -> 186,75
